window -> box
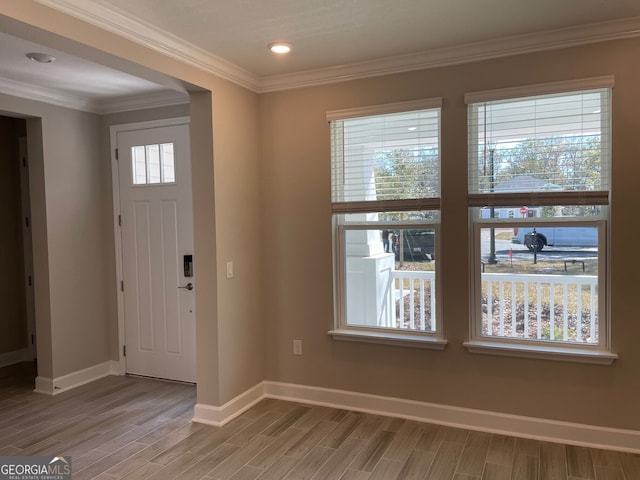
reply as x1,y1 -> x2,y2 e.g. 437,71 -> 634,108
328,99 -> 445,348
132,143 -> 176,185
465,78 -> 616,363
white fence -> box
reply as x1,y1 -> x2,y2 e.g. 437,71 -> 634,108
390,270 -> 436,332
389,270 -> 598,343
482,273 -> 598,343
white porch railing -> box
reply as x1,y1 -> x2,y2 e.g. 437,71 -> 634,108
387,270 -> 598,343
389,270 -> 436,332
482,273 -> 598,343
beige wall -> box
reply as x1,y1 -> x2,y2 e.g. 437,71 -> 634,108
260,38 -> 640,431
0,93 -> 111,378
190,87 -> 265,405
0,99 -> 195,378
99,92 -> 265,405
4,1 -> 638,433
43,108 -> 111,377
0,1 -> 264,405
0,116 -> 28,356
209,85 -> 264,403
190,92 -> 220,404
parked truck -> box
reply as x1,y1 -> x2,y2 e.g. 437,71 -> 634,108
512,226 -> 598,251
393,229 -> 435,261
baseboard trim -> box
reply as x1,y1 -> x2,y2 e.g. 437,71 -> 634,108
192,382 -> 265,427
0,348 -> 31,368
33,360 -> 120,396
33,376 -> 53,395
192,380 -> 640,453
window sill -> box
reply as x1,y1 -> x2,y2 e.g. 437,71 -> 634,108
328,329 -> 447,350
463,340 -> 617,365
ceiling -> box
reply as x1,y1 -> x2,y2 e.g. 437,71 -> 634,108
2,0 -> 640,112
0,31 -> 187,113
93,0 -> 640,77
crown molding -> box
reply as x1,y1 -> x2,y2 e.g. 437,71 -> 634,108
258,16 -> 640,92
34,0 -> 260,92
0,75 -> 97,112
94,89 -> 189,114
28,1 -> 640,95
0,76 -> 188,114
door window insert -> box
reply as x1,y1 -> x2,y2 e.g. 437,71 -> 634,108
132,142 -> 176,185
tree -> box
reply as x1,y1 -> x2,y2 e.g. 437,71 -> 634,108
374,147 -> 439,199
494,135 -> 602,191
374,147 -> 439,221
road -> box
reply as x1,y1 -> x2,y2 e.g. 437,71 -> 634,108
481,229 -> 597,262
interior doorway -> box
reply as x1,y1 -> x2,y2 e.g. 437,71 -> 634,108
0,115 -> 36,374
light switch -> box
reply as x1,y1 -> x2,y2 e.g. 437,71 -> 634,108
226,261 -> 233,279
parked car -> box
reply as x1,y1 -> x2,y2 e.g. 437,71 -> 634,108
512,226 -> 598,251
394,229 -> 435,261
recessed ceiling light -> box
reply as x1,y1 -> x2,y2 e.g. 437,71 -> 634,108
26,52 -> 56,64
268,42 -> 292,54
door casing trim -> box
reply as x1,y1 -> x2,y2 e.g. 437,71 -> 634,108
109,117 -> 191,376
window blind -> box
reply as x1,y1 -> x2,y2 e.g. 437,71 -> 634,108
331,107 -> 440,212
468,88 -> 610,206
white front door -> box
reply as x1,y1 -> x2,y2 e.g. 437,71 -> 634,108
117,123 -> 196,383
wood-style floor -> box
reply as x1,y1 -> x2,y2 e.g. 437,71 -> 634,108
0,362 -> 637,480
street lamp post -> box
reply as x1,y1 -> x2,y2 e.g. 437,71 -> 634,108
487,148 -> 497,264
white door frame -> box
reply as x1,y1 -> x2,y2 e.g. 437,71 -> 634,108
109,117 -> 191,376
19,136 -> 37,361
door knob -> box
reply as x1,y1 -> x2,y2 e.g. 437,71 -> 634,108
178,282 -> 194,291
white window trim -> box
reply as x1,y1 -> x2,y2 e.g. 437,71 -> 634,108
467,88 -> 612,200
464,75 -> 614,105
465,81 -> 615,363
462,340 -> 617,365
466,219 -> 615,364
329,329 -> 447,349
333,222 -> 445,345
467,219 -> 613,364
329,99 -> 445,346
327,97 -> 442,121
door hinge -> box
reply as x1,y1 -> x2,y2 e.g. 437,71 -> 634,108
118,215 -> 122,227
28,275 -> 32,286
123,345 -> 126,357
115,148 -> 119,160
22,156 -> 26,168
31,334 -> 34,345
120,280 -> 124,292
25,216 -> 29,228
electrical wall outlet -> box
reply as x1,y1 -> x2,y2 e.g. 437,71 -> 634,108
293,339 -> 302,356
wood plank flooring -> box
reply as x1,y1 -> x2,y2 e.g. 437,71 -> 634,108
0,362 -> 637,480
